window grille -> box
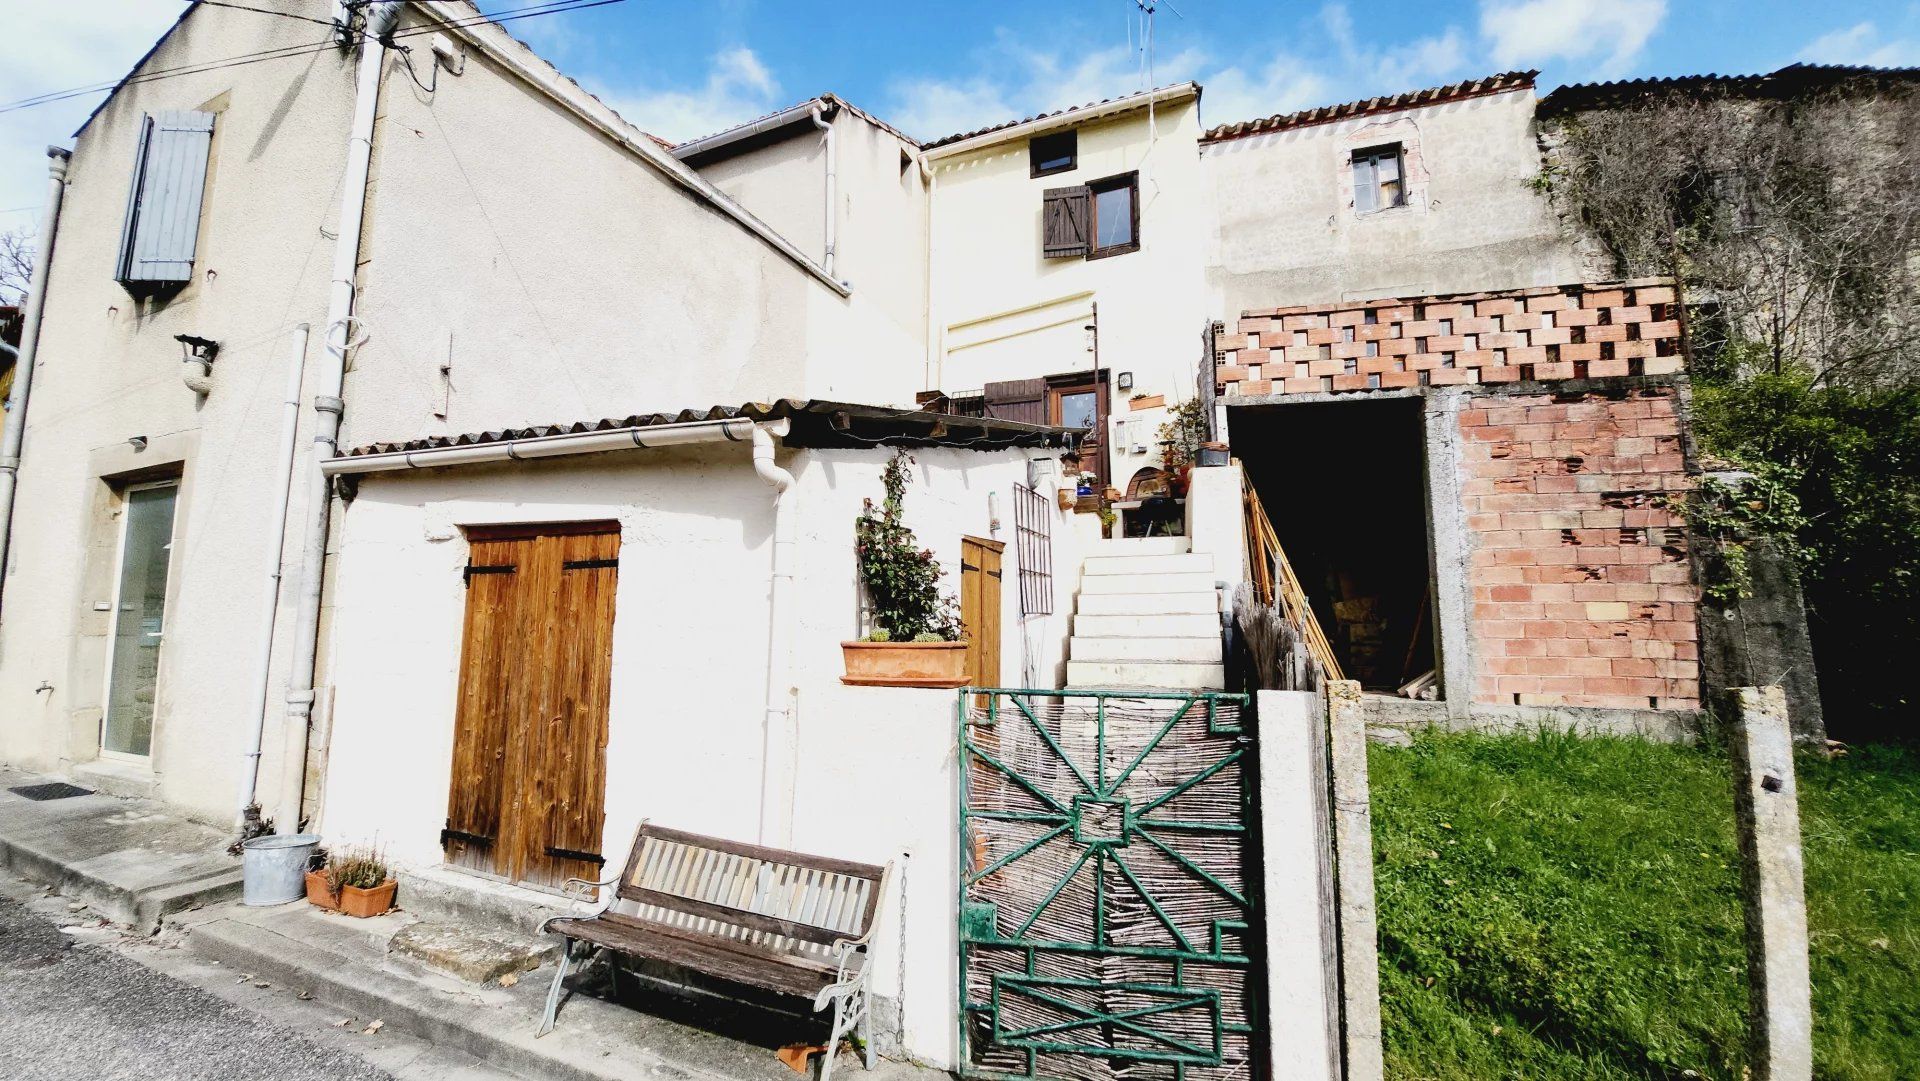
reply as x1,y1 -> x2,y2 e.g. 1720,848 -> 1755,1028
1013,483 -> 1053,616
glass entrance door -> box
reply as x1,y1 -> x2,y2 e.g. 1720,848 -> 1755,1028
102,482 -> 178,758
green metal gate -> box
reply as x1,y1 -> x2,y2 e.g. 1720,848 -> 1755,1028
958,688 -> 1257,1081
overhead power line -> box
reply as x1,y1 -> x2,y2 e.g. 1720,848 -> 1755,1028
0,0 -> 627,116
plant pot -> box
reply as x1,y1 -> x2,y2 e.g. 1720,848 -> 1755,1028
304,870 -> 340,912
841,640 -> 969,688
337,879 -> 398,918
1128,394 -> 1165,411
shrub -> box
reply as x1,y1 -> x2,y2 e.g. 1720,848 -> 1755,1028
854,451 -> 961,642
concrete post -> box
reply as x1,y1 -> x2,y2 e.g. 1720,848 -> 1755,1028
1327,680 -> 1384,1081
1256,690 -> 1341,1081
1728,686 -> 1813,1081
1421,391 -> 1474,722
1185,461 -> 1248,594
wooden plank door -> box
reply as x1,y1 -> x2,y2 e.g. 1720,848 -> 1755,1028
444,523 -> 620,891
961,537 -> 1004,693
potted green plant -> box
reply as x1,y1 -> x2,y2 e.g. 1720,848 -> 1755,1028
305,845 -> 397,918
1157,398 -> 1208,496
844,451 -> 968,687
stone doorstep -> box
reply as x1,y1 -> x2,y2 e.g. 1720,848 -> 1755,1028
178,900 -> 942,1081
388,919 -> 557,984
0,768 -> 243,933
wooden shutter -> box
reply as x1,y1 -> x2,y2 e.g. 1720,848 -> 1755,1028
116,110 -> 215,286
984,378 -> 1047,425
1042,185 -> 1090,258
961,538 -> 1003,699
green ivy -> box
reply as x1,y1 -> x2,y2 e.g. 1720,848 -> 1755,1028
854,450 -> 961,642
1678,463 -> 1807,606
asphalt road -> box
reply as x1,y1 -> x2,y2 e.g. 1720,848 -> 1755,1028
0,895 -> 395,1081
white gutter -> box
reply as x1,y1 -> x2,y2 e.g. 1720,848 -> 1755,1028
235,324 -> 309,826
809,107 -> 837,278
751,424 -> 797,847
0,147 -> 72,612
922,83 -> 1199,162
320,416 -> 761,475
274,3 -> 398,835
670,100 -> 826,161
416,1 -> 849,298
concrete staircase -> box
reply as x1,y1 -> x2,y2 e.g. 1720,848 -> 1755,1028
1066,537 -> 1226,690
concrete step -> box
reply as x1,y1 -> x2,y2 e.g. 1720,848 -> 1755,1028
1071,636 -> 1223,663
1077,591 -> 1219,615
1067,660 -> 1226,690
1074,612 -> 1221,638
1078,571 -> 1218,595
1082,553 -> 1214,576
396,863 -> 570,938
1087,536 -> 1189,556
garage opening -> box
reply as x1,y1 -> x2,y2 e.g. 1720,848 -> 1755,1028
1233,397 -> 1438,694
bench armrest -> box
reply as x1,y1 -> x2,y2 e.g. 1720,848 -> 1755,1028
561,874 -> 622,901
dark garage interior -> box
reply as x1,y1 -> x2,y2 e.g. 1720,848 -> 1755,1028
1232,397 -> 1437,693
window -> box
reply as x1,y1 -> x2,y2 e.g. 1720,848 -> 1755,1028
1041,171 -> 1139,259
116,110 -> 216,290
1087,171 -> 1139,258
1029,130 -> 1077,177
1351,144 -> 1405,214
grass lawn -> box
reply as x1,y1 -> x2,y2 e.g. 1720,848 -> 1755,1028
1369,730 -> 1749,1080
1798,742 -> 1920,1080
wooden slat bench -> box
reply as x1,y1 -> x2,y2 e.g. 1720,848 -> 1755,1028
538,822 -> 889,1081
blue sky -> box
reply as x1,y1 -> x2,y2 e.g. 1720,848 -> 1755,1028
2,1 -> 1916,227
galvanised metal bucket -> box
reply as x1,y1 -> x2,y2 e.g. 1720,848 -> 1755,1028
240,833 -> 319,906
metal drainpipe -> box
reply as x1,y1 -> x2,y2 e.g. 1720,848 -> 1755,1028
752,423 -> 797,846
810,105 -> 837,278
234,324 -> 309,826
274,2 -> 398,834
0,147 -> 72,614
918,154 -> 939,390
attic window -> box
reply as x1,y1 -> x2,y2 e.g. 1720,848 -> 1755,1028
1030,130 -> 1077,178
1351,143 -> 1405,214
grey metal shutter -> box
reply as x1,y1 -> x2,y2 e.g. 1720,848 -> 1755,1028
1041,185 -> 1090,258
984,379 -> 1048,425
115,110 -> 216,286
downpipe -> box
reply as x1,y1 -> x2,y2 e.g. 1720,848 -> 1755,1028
275,2 -> 398,834
235,324 -> 310,826
753,421 -> 797,846
810,106 -> 837,278
0,147 -> 73,614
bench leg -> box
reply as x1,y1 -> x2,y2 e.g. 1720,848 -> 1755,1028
821,992 -> 845,1081
537,940 -> 575,1038
858,984 -> 874,1071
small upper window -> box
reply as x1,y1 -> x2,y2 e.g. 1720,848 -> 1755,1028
1029,130 -> 1077,177
1088,171 -> 1139,258
1351,144 -> 1406,214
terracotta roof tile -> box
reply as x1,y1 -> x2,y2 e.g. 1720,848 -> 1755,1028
1201,71 -> 1537,144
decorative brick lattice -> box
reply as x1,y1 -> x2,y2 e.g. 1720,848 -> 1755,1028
1215,280 -> 1683,397
1463,386 -> 1700,710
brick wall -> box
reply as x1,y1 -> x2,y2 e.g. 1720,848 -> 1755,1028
1463,385 -> 1700,709
1215,280 -> 1683,397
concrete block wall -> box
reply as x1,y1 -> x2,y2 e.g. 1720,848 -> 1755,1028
1462,384 -> 1700,709
1214,280 -> 1683,398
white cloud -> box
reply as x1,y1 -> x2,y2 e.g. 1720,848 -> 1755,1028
1799,22 -> 1920,69
0,1 -> 182,229
883,5 -> 1479,142
604,47 -> 781,143
1479,0 -> 1667,78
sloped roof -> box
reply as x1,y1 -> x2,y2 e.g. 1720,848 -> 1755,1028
1538,62 -> 1920,116
922,83 -> 1201,150
673,93 -> 920,155
345,399 -> 1077,457
1201,70 -> 1537,144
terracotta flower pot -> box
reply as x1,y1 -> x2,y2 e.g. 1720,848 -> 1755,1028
337,879 -> 398,918
841,640 -> 969,687
304,870 -> 340,911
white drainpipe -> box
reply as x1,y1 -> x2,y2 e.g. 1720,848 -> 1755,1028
274,2 -> 399,835
0,147 -> 73,611
752,423 -> 797,846
810,106 -> 837,278
918,154 -> 940,391
235,324 -> 309,825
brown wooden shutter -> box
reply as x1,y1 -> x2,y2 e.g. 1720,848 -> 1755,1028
1042,185 -> 1091,258
984,378 -> 1047,425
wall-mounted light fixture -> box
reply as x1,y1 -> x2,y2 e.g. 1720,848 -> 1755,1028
1116,371 -> 1134,392
175,334 -> 221,397
127,435 -> 148,451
